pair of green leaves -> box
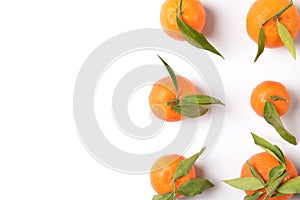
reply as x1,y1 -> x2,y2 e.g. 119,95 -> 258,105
263,99 -> 297,145
254,1 -> 296,62
157,55 -> 224,118
152,147 -> 214,200
224,133 -> 300,199
175,0 -> 223,58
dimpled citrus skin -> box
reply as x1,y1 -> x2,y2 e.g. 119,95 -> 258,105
160,0 -> 206,40
246,0 -> 300,48
251,81 -> 290,117
150,154 -> 196,197
149,75 -> 197,121
241,152 -> 298,200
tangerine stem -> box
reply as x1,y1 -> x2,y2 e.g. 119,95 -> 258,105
261,1 -> 293,26
178,0 -> 183,15
270,95 -> 288,102
166,99 -> 179,105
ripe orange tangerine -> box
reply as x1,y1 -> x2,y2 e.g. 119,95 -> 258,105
149,75 -> 197,122
246,0 -> 300,48
150,154 -> 196,197
241,152 -> 298,200
160,0 -> 206,40
250,81 -> 290,117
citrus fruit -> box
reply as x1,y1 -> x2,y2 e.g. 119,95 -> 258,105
150,154 -> 196,197
251,81 -> 290,117
246,0 -> 300,48
149,75 -> 197,121
160,0 -> 206,40
241,152 -> 298,200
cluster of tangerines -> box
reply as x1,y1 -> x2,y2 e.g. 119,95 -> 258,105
148,0 -> 300,199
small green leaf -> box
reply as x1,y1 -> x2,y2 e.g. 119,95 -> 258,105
178,178 -> 214,197
176,13 -> 224,58
254,27 -> 266,62
224,177 -> 264,191
264,100 -> 297,145
181,95 -> 225,106
152,192 -> 175,200
157,55 -> 179,97
274,127 -> 297,145
172,104 -> 209,118
251,133 -> 286,164
278,176 -> 300,194
173,147 -> 206,181
265,171 -> 288,198
244,191 -> 264,200
247,161 -> 265,185
267,165 -> 286,186
277,20 -> 296,59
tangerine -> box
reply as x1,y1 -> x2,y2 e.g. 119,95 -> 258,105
160,0 -> 206,40
250,81 -> 290,117
149,75 -> 197,121
241,152 -> 298,200
246,0 -> 300,48
150,154 -> 196,197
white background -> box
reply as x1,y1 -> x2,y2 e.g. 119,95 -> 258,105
1,0 -> 300,199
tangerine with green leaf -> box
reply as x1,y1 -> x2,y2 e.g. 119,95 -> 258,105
160,0 -> 206,41
224,133 -> 300,200
241,152 -> 298,200
250,81 -> 290,117
246,0 -> 300,61
150,154 -> 196,197
151,147 -> 214,199
149,55 -> 224,122
149,75 -> 197,121
250,81 -> 296,145
160,0 -> 223,58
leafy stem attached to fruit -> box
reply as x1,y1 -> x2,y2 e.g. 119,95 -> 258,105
176,0 -> 224,58
254,1 -> 296,62
261,1 -> 293,26
224,133 -> 300,199
157,55 -> 224,118
152,147 -> 214,200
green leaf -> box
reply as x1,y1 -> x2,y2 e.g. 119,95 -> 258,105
176,13 -> 224,58
244,191 -> 264,200
251,133 -> 286,164
178,178 -> 214,197
267,165 -> 286,186
277,20 -> 296,59
173,147 -> 206,181
224,177 -> 264,191
263,100 -> 297,145
172,104 -> 209,118
157,55 -> 179,96
265,171 -> 288,198
274,127 -> 297,145
247,161 -> 265,185
254,27 -> 266,62
278,176 -> 300,194
181,95 -> 225,106
152,192 -> 175,200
